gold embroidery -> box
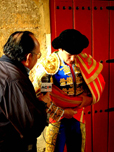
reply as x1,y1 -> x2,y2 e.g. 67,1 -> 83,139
46,122 -> 61,152
46,102 -> 64,122
66,77 -> 73,85
77,78 -> 83,84
81,53 -> 88,58
76,53 -> 103,84
74,65 -> 80,74
68,92 -> 74,95
68,88 -> 74,92
60,78 -> 66,86
68,88 -> 74,95
60,64 -> 70,74
80,122 -> 86,152
97,77 -> 103,92
87,57 -> 92,66
41,53 -> 60,74
80,63 -> 103,85
77,55 -> 97,74
93,81 -> 100,102
88,83 -> 96,104
62,88 -> 67,94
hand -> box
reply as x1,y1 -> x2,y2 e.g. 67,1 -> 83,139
63,108 -> 77,119
38,92 -> 51,105
77,94 -> 92,109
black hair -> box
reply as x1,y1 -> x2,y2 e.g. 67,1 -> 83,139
3,31 -> 35,61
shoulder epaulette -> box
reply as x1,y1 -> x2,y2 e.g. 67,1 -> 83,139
40,52 -> 60,75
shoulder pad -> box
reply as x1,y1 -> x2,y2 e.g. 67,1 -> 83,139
40,53 -> 60,75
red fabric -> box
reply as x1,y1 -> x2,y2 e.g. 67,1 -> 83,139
76,53 -> 105,103
50,85 -> 84,123
68,64 -> 75,82
50,85 -> 82,108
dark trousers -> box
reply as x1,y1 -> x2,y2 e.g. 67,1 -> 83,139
54,118 -> 82,152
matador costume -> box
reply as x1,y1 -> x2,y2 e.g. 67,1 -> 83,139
29,51 -> 105,152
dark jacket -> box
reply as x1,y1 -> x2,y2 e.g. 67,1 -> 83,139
0,55 -> 47,152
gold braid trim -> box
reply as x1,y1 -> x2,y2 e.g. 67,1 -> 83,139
46,102 -> 64,122
80,122 -> 86,152
76,53 -> 103,84
45,122 -> 61,152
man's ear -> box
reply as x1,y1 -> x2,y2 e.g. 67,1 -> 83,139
21,53 -> 32,68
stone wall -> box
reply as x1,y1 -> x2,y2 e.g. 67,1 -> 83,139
0,0 -> 51,58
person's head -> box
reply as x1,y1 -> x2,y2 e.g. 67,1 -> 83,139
3,31 -> 41,70
52,29 -> 89,64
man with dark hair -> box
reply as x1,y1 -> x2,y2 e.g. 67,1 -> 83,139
0,31 -> 49,152
30,29 -> 105,152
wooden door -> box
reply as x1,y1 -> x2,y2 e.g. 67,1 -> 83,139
49,0 -> 114,151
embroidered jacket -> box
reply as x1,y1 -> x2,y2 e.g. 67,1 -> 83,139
30,51 -> 105,123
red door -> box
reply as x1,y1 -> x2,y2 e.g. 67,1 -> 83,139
50,0 -> 114,152
108,1 -> 114,152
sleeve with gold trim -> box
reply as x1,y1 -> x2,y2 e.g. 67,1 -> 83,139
76,53 -> 105,104
29,53 -> 64,121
